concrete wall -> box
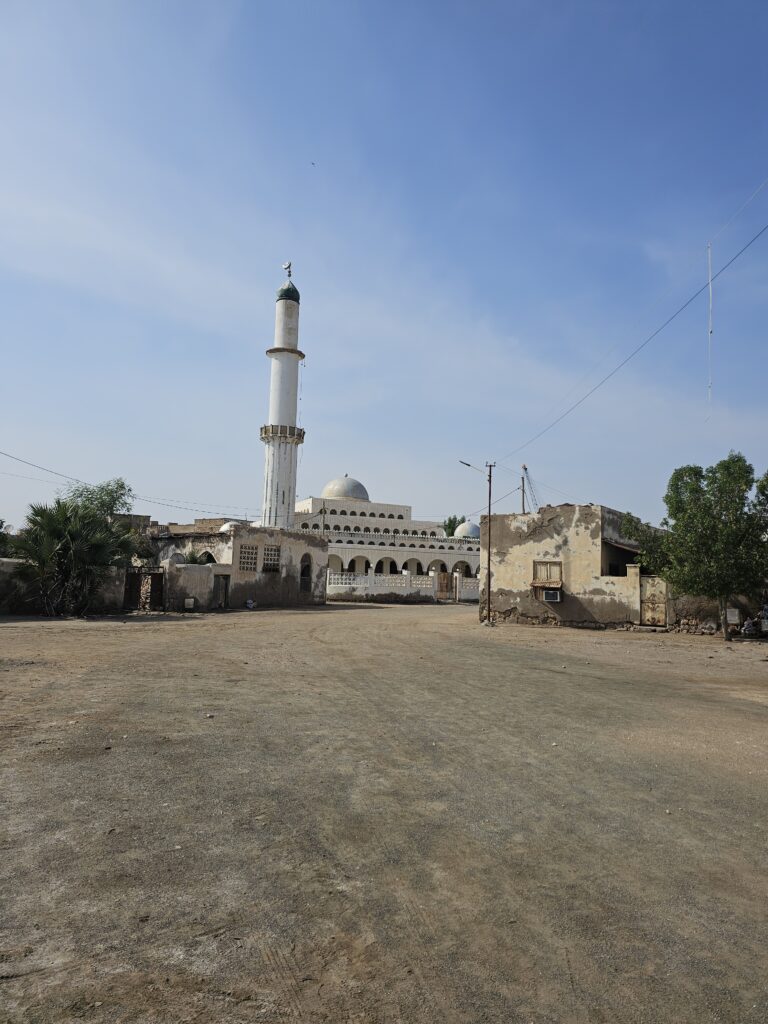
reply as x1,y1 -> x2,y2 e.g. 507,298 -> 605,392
158,525 -> 327,610
482,504 -> 642,627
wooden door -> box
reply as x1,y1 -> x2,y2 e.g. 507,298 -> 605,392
640,575 -> 666,626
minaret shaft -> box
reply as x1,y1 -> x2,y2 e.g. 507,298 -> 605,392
260,275 -> 304,529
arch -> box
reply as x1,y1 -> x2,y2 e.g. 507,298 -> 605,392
328,553 -> 344,572
198,551 -> 216,564
363,526 -> 371,533
383,528 -> 390,535
379,541 -> 385,546
300,522 -> 309,530
373,527 -> 380,534
358,540 -> 365,544
300,553 -> 312,592
421,531 -> 427,537
323,524 -> 330,532
393,529 -> 400,536
340,510 -> 347,516
379,512 -> 385,518
452,560 -> 473,578
403,558 -> 424,575
428,544 -> 435,549
428,559 -> 448,574
401,529 -> 408,536
333,524 -> 340,532
429,531 -> 436,537
448,546 -> 455,550
388,513 -> 395,519
312,523 -> 320,530
353,526 -> 361,533
346,558 -> 357,572
349,510 -> 357,516
409,543 -> 415,548
438,545 -> 445,550
399,543 -> 405,547
343,525 -> 351,533
397,514 -> 404,520
418,544 -> 425,549
329,508 -> 338,515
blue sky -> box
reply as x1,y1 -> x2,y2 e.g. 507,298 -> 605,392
1,0 -> 767,528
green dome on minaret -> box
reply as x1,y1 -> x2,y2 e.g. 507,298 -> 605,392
276,279 -> 300,304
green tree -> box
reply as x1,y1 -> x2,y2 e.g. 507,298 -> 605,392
624,452 -> 768,641
11,499 -> 136,616
0,519 -> 13,558
62,477 -> 135,518
443,514 -> 466,537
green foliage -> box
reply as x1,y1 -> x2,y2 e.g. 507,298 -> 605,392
443,514 -> 466,537
10,498 -> 137,616
182,550 -> 209,564
62,477 -> 135,518
624,452 -> 768,637
0,519 -> 12,558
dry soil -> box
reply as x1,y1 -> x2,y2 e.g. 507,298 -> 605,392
1,605 -> 767,1023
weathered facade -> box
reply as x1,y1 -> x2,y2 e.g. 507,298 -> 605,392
151,522 -> 327,611
481,503 -> 668,628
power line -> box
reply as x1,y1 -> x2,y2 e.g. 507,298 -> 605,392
0,449 -> 261,520
498,218 -> 768,462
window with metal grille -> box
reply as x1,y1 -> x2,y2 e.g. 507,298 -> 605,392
263,545 -> 281,572
532,560 -> 562,584
239,544 -> 259,572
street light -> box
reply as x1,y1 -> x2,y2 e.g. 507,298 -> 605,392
459,460 -> 495,626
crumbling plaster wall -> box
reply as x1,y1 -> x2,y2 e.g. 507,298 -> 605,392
160,527 -> 327,610
482,505 -> 641,626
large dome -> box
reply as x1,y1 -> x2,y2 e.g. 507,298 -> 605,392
321,475 -> 370,501
454,520 -> 480,539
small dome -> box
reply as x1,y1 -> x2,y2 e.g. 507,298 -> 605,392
276,279 -> 300,304
321,475 -> 370,501
454,520 -> 480,539
218,521 -> 240,532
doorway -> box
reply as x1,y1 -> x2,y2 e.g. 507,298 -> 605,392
213,575 -> 230,609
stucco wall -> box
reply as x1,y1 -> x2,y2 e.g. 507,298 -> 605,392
482,505 -> 642,626
158,526 -> 327,610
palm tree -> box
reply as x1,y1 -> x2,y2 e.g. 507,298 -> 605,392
11,499 -> 136,616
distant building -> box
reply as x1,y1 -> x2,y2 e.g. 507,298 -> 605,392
481,503 -> 668,627
296,475 -> 481,578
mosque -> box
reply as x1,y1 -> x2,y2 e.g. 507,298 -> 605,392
296,478 -> 480,578
258,262 -> 480,579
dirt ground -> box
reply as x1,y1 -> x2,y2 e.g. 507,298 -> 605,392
1,605 -> 767,1024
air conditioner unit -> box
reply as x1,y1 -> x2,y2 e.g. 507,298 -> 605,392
543,589 -> 561,603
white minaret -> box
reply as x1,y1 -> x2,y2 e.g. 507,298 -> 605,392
260,263 -> 304,529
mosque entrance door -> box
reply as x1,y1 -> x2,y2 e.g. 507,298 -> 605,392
436,572 -> 453,601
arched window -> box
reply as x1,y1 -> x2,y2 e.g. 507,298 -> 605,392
333,525 -> 340,532
198,551 -> 216,564
300,522 -> 309,530
312,523 -> 320,530
388,514 -> 394,519
340,510 -> 347,516
330,509 -> 337,515
448,546 -> 455,550
359,511 -> 367,518
323,524 -> 330,531
363,527 -> 370,533
379,513 -> 385,518
419,544 -> 425,549
349,511 -> 357,517
399,543 -> 405,547
353,526 -> 360,533
421,531 -> 427,537
429,531 -> 436,537
343,525 -> 351,533
429,544 -> 435,549
409,543 -> 415,548
397,514 -> 404,520
373,527 -> 380,534
438,545 -> 445,550
393,529 -> 399,536
401,529 -> 408,536
383,528 -> 390,535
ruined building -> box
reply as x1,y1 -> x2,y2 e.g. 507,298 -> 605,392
481,503 -> 668,628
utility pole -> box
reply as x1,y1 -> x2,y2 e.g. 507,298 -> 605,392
486,462 -> 495,626
521,470 -> 526,514
459,459 -> 495,626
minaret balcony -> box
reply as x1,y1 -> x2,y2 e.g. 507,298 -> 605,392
260,423 -> 305,443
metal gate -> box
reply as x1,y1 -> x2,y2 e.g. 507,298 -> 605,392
640,575 -> 667,626
436,572 -> 453,601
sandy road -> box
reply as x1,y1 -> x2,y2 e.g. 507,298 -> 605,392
1,605 -> 767,1023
